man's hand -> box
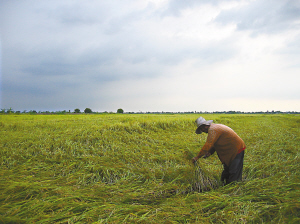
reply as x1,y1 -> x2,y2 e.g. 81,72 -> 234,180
203,152 -> 211,158
192,156 -> 199,164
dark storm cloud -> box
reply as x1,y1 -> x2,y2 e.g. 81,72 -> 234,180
4,78 -> 54,97
1,0 -> 234,80
215,0 -> 300,35
21,46 -> 120,78
1,0 -> 300,112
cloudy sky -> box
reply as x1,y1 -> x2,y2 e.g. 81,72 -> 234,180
1,0 -> 300,112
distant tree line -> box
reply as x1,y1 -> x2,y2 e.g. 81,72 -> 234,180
1,108 -> 299,114
0,108 -> 125,114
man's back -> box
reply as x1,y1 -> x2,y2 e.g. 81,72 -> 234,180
207,123 -> 245,166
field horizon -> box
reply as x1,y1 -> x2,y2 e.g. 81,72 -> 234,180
0,114 -> 299,223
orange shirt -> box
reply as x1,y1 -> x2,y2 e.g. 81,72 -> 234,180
197,123 -> 246,166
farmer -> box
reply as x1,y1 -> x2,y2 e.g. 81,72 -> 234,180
192,117 -> 246,185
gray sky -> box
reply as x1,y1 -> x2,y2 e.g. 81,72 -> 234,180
1,0 -> 300,112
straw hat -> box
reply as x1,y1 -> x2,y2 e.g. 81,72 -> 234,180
195,117 -> 213,134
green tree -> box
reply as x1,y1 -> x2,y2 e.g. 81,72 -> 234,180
7,108 -> 14,114
74,108 -> 81,113
117,108 -> 124,113
84,108 -> 92,113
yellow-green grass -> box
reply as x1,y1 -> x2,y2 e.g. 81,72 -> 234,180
0,114 -> 299,223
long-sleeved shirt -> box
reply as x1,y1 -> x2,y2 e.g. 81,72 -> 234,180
197,123 -> 246,166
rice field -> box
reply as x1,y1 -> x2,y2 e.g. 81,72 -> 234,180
0,114 -> 299,223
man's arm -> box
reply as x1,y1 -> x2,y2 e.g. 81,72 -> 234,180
192,128 -> 218,163
203,147 -> 216,158
192,143 -> 212,162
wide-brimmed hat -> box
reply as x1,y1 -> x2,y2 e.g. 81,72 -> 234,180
195,117 -> 213,134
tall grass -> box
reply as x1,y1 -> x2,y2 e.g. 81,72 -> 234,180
0,114 -> 299,223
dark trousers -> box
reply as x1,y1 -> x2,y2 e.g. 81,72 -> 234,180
221,150 -> 244,185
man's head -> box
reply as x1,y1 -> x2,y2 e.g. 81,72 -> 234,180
195,117 -> 213,134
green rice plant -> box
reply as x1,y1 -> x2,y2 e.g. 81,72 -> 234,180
0,114 -> 299,223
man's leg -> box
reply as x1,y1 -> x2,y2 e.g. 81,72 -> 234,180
227,151 -> 245,184
221,164 -> 230,185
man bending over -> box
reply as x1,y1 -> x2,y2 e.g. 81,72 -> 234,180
192,117 -> 246,185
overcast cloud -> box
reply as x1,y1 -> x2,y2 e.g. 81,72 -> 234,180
1,0 -> 300,112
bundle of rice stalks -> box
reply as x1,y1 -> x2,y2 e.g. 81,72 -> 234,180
191,161 -> 220,192
183,149 -> 220,192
